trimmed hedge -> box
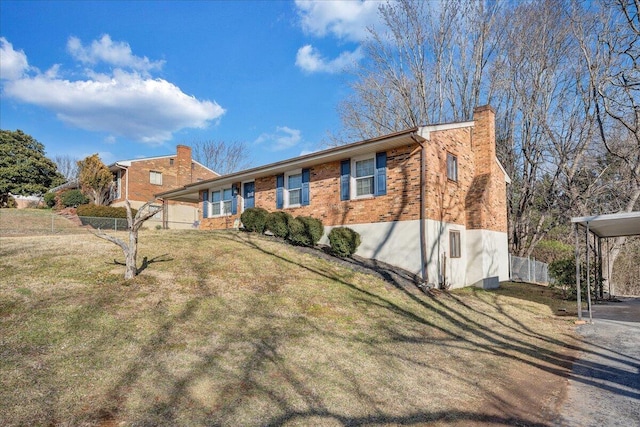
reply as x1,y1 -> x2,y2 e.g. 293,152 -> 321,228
240,207 -> 269,233
328,227 -> 361,257
265,211 -> 292,239
76,204 -> 137,218
60,189 -> 89,208
287,217 -> 308,246
288,216 -> 323,247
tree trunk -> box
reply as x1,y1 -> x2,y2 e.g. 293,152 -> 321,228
94,200 -> 158,280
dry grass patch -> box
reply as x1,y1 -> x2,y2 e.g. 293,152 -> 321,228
0,221 -> 580,426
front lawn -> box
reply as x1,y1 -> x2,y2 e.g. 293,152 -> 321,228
0,223 -> 579,426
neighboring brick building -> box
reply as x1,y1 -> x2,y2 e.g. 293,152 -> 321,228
109,145 -> 217,228
158,106 -> 510,288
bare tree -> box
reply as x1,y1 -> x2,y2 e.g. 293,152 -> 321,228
191,140 -> 250,175
491,0 -> 599,256
53,155 -> 79,182
573,0 -> 640,293
94,200 -> 158,280
334,0 -> 501,144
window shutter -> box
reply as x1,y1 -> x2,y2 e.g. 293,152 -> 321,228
231,184 -> 238,215
375,152 -> 387,196
276,174 -> 284,209
202,191 -> 209,218
301,169 -> 310,206
340,160 -> 350,201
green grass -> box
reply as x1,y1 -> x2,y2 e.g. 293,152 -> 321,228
0,213 -> 580,426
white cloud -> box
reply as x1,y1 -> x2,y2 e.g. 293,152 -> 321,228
295,0 -> 381,42
296,44 -> 363,74
0,38 -> 29,80
67,34 -> 164,73
0,36 -> 224,144
255,126 -> 302,151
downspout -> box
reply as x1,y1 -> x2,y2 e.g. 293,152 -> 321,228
411,132 -> 429,286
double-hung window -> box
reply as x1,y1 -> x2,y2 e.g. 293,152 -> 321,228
447,153 -> 458,182
287,173 -> 302,206
340,152 -> 387,201
355,157 -> 375,197
276,169 -> 310,209
211,188 -> 233,217
150,170 -> 162,185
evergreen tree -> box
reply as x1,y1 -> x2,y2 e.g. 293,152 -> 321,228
0,129 -> 64,207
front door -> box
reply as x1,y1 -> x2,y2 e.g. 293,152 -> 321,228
243,182 -> 255,210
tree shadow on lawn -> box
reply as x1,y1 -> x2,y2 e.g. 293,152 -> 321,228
92,233 -> 637,426
233,234 -> 640,398
108,253 -> 174,276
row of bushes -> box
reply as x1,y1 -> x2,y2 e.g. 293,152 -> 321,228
77,204 -> 137,218
45,189 -> 89,208
240,207 -> 360,257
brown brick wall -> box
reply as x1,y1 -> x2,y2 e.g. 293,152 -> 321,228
424,127 -> 474,226
113,145 -> 216,206
199,107 -> 508,234
464,106 -> 508,233
200,144 -> 425,230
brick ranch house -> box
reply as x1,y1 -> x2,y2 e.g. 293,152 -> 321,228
157,106 -> 510,289
109,145 -> 217,228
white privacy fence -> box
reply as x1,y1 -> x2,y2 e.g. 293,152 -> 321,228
509,255 -> 549,284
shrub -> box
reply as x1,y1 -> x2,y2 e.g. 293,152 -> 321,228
240,207 -> 269,233
44,192 -> 57,208
549,257 -> 593,301
265,211 -> 292,239
328,227 -> 361,257
532,240 -> 574,264
288,216 -> 323,247
2,195 -> 17,208
76,204 -> 137,218
287,217 -> 308,246
60,189 -> 89,208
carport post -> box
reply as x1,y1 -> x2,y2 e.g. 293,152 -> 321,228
586,223 -> 593,323
575,223 -> 582,320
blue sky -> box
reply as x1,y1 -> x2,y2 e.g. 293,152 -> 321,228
0,0 -> 383,169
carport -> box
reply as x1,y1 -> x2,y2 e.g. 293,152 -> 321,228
571,211 -> 640,322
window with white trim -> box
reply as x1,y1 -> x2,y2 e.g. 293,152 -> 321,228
354,156 -> 375,197
447,153 -> 458,182
287,172 -> 302,206
450,230 -> 461,258
210,188 -> 233,217
150,170 -> 162,185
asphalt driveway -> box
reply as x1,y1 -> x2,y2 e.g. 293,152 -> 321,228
555,297 -> 640,427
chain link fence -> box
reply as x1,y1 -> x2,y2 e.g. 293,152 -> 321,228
0,210 -> 193,236
509,254 -> 549,284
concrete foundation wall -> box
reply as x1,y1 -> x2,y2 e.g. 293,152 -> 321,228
465,229 -> 510,288
321,219 -> 508,290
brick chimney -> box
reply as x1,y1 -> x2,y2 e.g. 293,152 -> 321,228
472,105 -> 496,176
176,145 -> 193,186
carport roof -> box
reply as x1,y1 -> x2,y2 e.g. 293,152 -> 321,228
571,211 -> 640,238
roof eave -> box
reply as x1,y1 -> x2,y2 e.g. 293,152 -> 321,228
157,128 -> 424,200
